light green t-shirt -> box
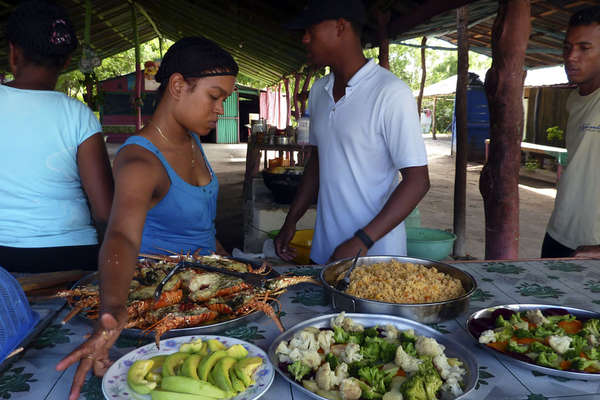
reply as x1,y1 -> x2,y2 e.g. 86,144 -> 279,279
547,87 -> 600,249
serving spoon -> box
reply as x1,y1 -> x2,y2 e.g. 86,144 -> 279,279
335,249 -> 362,291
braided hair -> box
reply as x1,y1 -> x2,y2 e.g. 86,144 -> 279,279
5,0 -> 78,69
569,6 -> 600,27
155,37 -> 239,101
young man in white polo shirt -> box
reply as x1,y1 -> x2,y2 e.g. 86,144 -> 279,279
542,6 -> 600,258
275,0 -> 430,264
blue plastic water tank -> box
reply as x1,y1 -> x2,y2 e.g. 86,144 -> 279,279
452,83 -> 490,162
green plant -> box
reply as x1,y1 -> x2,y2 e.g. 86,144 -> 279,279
546,126 -> 564,144
525,159 -> 539,171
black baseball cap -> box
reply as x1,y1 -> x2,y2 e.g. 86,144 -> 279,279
286,0 -> 367,30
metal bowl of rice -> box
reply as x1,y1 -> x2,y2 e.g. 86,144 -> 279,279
319,256 -> 477,323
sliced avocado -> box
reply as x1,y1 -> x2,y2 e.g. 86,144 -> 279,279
211,356 -> 237,393
225,344 -> 249,360
180,354 -> 203,380
179,338 -> 204,354
206,339 -> 226,352
160,375 -> 227,398
234,356 -> 263,386
162,352 -> 190,377
149,355 -> 168,374
127,359 -> 157,394
150,388 -> 223,400
197,350 -> 228,381
229,368 -> 246,393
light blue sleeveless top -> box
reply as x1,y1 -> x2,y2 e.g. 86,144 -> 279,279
118,135 -> 218,255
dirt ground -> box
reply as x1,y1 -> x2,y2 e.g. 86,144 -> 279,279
107,135 -> 557,260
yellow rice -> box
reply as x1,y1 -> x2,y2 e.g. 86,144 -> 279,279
345,261 -> 465,304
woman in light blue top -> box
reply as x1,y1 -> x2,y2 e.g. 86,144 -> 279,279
57,37 -> 238,399
0,1 -> 113,272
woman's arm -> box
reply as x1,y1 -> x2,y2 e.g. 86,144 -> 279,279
77,133 -> 114,242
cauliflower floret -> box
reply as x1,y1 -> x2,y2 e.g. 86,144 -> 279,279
341,343 -> 363,363
315,363 -> 335,390
383,324 -> 399,339
433,354 -> 465,382
548,335 -> 572,354
340,378 -> 362,400
342,317 -> 364,332
275,341 -> 292,363
288,348 -> 303,363
317,330 -> 335,353
331,312 -> 347,328
394,344 -> 422,373
334,362 -> 349,384
440,375 -> 464,398
526,309 -> 549,326
514,321 -> 529,330
589,335 -> 598,347
415,336 -> 445,357
301,350 -> 323,369
478,329 -> 497,344
382,391 -> 404,400
289,330 -> 320,352
303,326 -> 321,335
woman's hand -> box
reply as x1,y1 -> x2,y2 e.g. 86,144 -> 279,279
274,223 -> 297,261
56,311 -> 125,400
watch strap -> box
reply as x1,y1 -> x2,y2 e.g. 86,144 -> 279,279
354,228 -> 374,249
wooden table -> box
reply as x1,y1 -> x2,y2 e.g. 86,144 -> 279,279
4,258 -> 600,399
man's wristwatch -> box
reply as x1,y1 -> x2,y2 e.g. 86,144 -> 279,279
354,228 -> 374,249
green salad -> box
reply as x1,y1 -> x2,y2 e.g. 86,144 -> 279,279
275,313 -> 466,400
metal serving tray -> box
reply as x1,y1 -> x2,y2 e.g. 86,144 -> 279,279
70,258 -> 280,338
467,304 -> 600,380
268,313 -> 478,400
320,256 -> 477,323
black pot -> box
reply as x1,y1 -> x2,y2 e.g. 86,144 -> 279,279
262,170 -> 303,204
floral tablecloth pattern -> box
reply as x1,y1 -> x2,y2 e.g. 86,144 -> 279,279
2,259 -> 600,400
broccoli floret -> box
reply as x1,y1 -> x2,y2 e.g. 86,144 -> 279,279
585,347 -> 600,360
358,366 -> 387,394
400,375 -> 427,400
570,335 -> 587,353
562,349 -> 579,360
347,331 -> 364,345
533,325 -> 564,339
360,341 -> 381,363
400,330 -> 416,343
357,380 -> 384,399
364,326 -> 379,338
546,314 -> 575,324
287,361 -> 312,381
529,341 -> 552,353
496,314 -> 512,328
333,326 -> 350,344
348,360 -> 372,377
325,352 -> 339,370
509,312 -> 524,325
570,357 -> 600,371
507,340 -> 528,354
537,352 -> 559,368
380,341 -> 399,363
495,326 -> 514,342
583,319 -> 600,338
514,328 -> 533,338
421,365 -> 442,400
402,341 -> 418,358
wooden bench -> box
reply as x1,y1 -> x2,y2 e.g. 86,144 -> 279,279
484,139 -> 568,181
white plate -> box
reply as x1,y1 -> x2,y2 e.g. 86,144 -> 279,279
102,335 -> 274,400
268,313 -> 478,400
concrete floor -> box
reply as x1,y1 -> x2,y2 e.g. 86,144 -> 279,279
107,135 -> 556,260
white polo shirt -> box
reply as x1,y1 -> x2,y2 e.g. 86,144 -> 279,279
307,59 -> 428,263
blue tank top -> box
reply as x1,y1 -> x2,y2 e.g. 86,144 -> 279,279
118,135 -> 218,255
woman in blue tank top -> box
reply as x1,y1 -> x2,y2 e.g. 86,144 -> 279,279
57,37 -> 239,397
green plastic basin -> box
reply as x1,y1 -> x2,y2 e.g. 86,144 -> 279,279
406,227 -> 456,261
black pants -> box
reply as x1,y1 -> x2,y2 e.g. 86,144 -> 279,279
0,244 -> 99,273
541,233 -> 575,258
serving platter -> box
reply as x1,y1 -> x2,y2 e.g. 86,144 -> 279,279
467,304 -> 600,380
320,256 -> 477,323
102,334 -> 274,400
69,256 -> 280,338
268,313 -> 478,400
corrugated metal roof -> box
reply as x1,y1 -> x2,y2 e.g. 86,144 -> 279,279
0,0 -> 596,85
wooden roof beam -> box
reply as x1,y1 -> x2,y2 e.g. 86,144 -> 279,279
71,0 -> 136,48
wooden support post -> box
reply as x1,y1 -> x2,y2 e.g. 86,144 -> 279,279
480,0 -> 530,260
131,4 -> 142,132
293,72 -> 301,120
299,68 -> 314,117
453,7 -> 469,258
417,36 -> 428,115
284,77 -> 291,127
83,0 -> 93,108
376,9 -> 391,70
432,96 -> 438,140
